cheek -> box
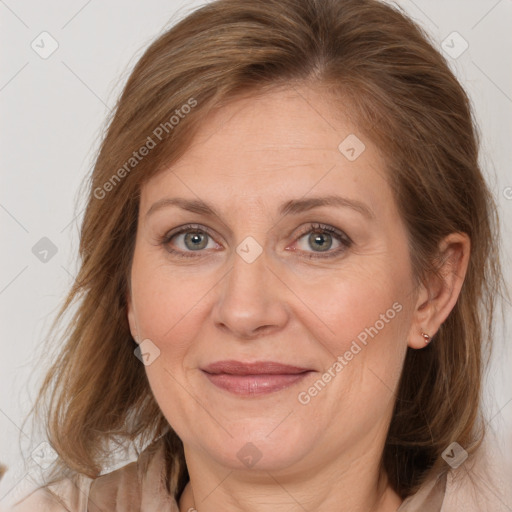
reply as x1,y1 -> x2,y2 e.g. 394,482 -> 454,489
130,250 -> 212,342
289,259 -> 410,355
316,271 -> 412,405
128,254 -> 211,376
129,257 -> 214,424
131,243 -> 413,361
291,264 -> 412,418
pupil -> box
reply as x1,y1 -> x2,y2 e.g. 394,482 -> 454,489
182,231 -> 333,252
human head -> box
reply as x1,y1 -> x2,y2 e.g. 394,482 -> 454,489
33,0 -> 502,500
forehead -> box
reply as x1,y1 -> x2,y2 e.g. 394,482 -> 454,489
140,86 -> 390,214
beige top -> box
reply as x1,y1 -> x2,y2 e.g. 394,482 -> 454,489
1,437 -> 511,511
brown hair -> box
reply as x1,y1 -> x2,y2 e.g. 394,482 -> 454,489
26,0 -> 504,501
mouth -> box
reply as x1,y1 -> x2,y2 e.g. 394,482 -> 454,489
200,360 -> 314,396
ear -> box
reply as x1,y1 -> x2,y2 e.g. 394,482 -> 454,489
407,232 -> 470,349
126,290 -> 139,342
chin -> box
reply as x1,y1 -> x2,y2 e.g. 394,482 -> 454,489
196,419 -> 316,472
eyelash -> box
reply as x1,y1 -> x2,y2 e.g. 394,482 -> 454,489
159,223 -> 353,260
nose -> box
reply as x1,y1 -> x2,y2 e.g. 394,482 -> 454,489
211,245 -> 290,340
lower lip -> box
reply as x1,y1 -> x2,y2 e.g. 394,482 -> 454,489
203,371 -> 312,396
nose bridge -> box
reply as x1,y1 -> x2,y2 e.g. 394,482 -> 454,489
212,236 -> 288,338
230,245 -> 266,298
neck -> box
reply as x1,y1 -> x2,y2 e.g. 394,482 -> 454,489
178,444 -> 403,512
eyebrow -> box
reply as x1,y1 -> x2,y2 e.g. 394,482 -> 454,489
145,195 -> 375,220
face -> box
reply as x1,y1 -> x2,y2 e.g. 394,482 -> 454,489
127,85 -> 419,474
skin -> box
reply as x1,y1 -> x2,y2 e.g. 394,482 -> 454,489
127,84 -> 470,512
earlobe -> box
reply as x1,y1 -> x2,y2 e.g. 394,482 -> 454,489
407,281 -> 436,349
407,232 -> 470,350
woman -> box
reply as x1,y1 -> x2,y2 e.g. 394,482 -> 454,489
1,0 -> 510,510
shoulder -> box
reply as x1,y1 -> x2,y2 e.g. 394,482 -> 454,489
441,438 -> 512,511
1,437 -> 178,512
0,472 -> 92,512
399,436 -> 512,512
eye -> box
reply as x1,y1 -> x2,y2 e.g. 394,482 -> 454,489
161,224 -> 219,258
160,222 -> 352,260
292,223 -> 352,259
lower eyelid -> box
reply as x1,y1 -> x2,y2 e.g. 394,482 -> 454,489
293,234 -> 351,258
165,231 -> 218,254
162,225 -> 352,258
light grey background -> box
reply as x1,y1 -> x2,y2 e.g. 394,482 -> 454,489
1,0 -> 511,490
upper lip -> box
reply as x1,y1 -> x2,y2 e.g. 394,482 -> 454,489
201,360 -> 312,375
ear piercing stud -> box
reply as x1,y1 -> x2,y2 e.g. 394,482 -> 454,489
421,332 -> 431,344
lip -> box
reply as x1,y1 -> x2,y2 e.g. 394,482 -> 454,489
202,360 -> 312,375
201,360 -> 314,396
